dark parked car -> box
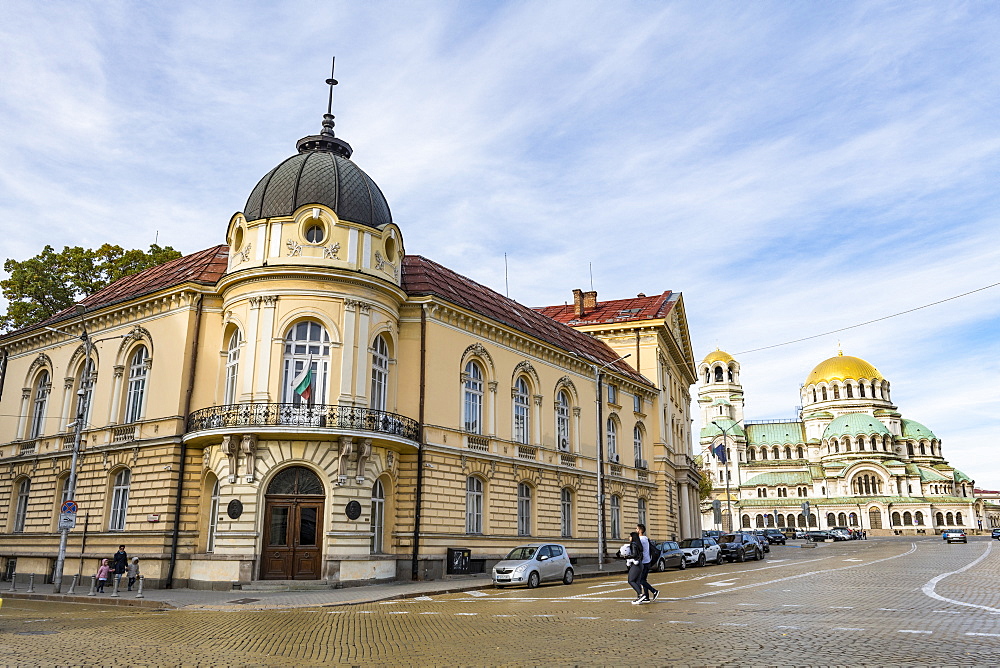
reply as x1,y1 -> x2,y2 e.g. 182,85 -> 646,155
807,530 -> 833,542
744,531 -> 770,553
653,540 -> 687,572
702,530 -> 724,540
992,528 -> 1000,540
755,529 -> 786,545
717,533 -> 764,562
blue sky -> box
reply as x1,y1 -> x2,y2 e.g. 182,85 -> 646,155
2,2 -> 998,489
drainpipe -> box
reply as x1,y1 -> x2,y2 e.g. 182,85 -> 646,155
411,305 -> 427,581
166,293 -> 204,588
0,348 -> 7,402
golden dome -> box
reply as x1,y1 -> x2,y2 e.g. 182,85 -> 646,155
805,351 -> 883,385
703,348 -> 734,365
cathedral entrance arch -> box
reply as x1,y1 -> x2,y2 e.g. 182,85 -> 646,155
261,466 -> 325,580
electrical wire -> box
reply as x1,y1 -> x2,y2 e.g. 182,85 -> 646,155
735,280 -> 1000,356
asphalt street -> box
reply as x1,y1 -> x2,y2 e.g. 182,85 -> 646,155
2,537 -> 999,666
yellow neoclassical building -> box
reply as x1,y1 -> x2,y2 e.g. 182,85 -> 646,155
0,97 -> 701,589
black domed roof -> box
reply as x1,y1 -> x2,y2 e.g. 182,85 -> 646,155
244,149 -> 392,228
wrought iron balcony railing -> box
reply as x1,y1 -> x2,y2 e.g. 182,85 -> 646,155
187,403 -> 420,441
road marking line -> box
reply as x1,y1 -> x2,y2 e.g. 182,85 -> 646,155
576,616 -> 600,620
967,632 -> 1000,637
614,619 -> 643,622
737,603 -> 759,606
877,608 -> 898,611
533,614 -> 555,617
830,606 -> 854,609
832,627 -> 865,631
782,604 -> 802,607
357,611 -> 372,614
776,625 -> 799,629
419,612 -> 441,615
922,541 -> 1000,613
933,610 -> 961,614
414,596 -> 432,601
721,623 -> 748,626
695,601 -> 718,604
843,558 -> 863,562
706,579 -> 738,587
326,611 -> 345,614
899,630 -> 932,634
668,620 -> 694,624
467,591 -> 489,597
455,612 -> 477,616
388,611 -> 409,615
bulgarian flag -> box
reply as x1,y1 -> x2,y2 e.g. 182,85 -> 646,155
292,356 -> 314,403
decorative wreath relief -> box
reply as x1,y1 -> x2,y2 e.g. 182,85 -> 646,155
286,239 -> 302,256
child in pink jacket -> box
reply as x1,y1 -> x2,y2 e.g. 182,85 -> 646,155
96,559 -> 111,593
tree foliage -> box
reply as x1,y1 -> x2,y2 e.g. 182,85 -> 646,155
1,244 -> 182,331
698,469 -> 715,501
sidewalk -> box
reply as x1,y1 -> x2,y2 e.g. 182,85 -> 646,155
2,562 -> 626,611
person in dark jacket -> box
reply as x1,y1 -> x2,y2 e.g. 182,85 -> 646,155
624,531 -> 647,604
112,545 -> 128,589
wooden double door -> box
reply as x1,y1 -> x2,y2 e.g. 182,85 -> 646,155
261,497 -> 324,580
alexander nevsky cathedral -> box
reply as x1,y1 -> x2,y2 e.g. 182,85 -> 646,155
698,349 -> 988,535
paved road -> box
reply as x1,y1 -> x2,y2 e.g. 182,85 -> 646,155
2,537 -> 999,666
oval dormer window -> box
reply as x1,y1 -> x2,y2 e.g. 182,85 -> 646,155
384,235 -> 397,262
233,225 -> 244,250
305,224 -> 325,244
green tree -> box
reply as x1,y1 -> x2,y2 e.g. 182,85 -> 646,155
1,243 -> 182,331
698,469 -> 714,501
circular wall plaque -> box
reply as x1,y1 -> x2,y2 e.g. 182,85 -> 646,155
227,499 -> 244,520
345,500 -> 362,520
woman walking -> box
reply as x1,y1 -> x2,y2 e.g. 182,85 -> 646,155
624,531 -> 647,604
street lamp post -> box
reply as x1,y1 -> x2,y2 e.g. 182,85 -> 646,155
574,352 -> 631,572
51,305 -> 90,593
711,421 -> 740,532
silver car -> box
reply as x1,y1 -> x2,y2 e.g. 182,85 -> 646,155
492,543 -> 574,589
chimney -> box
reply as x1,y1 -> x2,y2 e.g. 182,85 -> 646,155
583,290 -> 598,310
572,289 -> 584,317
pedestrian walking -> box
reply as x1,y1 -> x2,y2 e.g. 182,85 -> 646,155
96,559 -> 111,593
637,523 -> 659,602
623,531 -> 647,604
126,557 -> 140,591
112,545 -> 128,588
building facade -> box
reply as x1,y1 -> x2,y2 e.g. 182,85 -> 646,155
698,349 -> 981,535
0,98 -> 700,589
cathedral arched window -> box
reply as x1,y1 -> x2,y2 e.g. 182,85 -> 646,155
747,447 -> 756,461
760,448 -> 768,460
907,443 -> 914,457
956,512 -> 963,525
796,446 -> 804,459
727,367 -> 734,382
784,446 -> 792,459
833,385 -> 840,399
714,366 -> 724,383
919,443 -> 926,455
821,387 -> 828,401
846,384 -> 853,398
812,389 -> 817,402
704,369 -> 710,384
914,511 -> 924,526
771,446 -> 779,459
859,382 -> 866,398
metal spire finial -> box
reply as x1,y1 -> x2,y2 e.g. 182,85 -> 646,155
322,57 -> 338,137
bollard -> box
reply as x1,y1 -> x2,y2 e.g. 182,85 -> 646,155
87,575 -> 97,596
26,573 -> 35,593
6,573 -> 15,592
67,573 -> 79,595
135,574 -> 144,599
110,574 -> 120,598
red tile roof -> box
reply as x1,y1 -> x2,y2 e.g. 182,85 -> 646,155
402,255 -> 650,385
534,291 -> 675,326
3,245 -> 229,338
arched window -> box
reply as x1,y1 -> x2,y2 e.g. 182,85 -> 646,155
946,512 -> 954,525
833,385 -> 840,399
556,391 -> 570,451
956,512 -> 963,525
517,483 -> 532,536
796,446 -> 804,459
868,507 -> 882,529
826,512 -> 836,527
463,361 -> 484,434
761,448 -> 768,460
784,446 -> 792,459
821,387 -> 828,401
370,334 -> 390,412
371,479 -> 385,553
914,511 -> 924,526
29,370 -> 50,439
812,389 -> 817,402
846,384 -> 853,398
610,495 -> 621,539
633,425 -> 643,467
756,515 -> 765,528
637,497 -> 648,527
13,478 -> 30,533
282,322 -> 330,404
465,477 -> 483,534
935,511 -> 944,526
704,369 -> 710,384
741,514 -> 751,528
560,488 -> 573,538
747,447 -> 756,461
903,511 -> 913,526
124,346 -> 148,423
74,358 -> 95,428
109,469 -> 131,531
606,418 -> 618,458
890,511 -> 900,526
727,367 -> 734,382
837,512 -> 847,526
714,366 -> 724,383
224,330 -> 241,404
513,377 -> 530,445
859,382 -> 866,398
776,514 -> 785,527
207,478 -> 221,552
907,444 -> 914,456
772,446 -> 779,459
919,443 -> 926,455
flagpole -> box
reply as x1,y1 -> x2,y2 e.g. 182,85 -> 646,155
712,421 -> 738,532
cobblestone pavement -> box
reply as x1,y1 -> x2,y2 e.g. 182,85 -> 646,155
2,537 -> 1000,666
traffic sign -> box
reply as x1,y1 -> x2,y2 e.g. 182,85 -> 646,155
61,500 -> 78,514
58,513 -> 76,530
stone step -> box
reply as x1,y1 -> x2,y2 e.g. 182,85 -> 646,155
234,580 -> 339,592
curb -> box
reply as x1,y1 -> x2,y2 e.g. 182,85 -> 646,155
1,591 -> 175,609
